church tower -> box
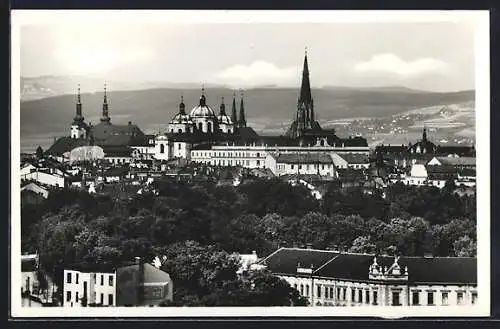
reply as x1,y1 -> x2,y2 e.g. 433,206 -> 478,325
297,48 -> 315,131
100,83 -> 111,124
238,90 -> 247,128
231,91 -> 238,126
71,84 -> 88,139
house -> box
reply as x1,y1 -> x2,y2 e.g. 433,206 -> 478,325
21,254 -> 39,296
116,258 -> 173,307
63,257 -> 173,307
265,153 -> 336,177
63,267 -> 117,307
21,182 -> 50,200
425,165 -> 456,189
336,168 -> 366,188
255,247 -> 477,307
103,167 -> 129,183
337,153 -> 370,170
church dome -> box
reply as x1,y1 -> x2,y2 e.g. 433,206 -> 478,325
190,93 -> 217,118
170,112 -> 192,124
217,113 -> 232,125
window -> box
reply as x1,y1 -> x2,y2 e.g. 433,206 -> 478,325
291,164 -> 294,169
457,292 -> 464,305
76,273 -> 79,284
442,292 -> 449,305
294,284 -> 298,290
100,275 -> 104,286
109,275 -> 114,286
256,152 -> 260,158
351,289 -> 355,302
358,289 -> 363,303
412,291 -> 420,305
472,292 -> 478,304
108,294 -> 114,305
337,287 -> 341,300
322,164 -> 325,170
160,144 -> 165,154
373,291 -> 378,305
178,129 -> 182,133
198,123 -> 203,131
299,165 -> 302,170
67,272 -> 72,284
317,285 -> 321,298
66,291 -> 71,302
427,291 -> 434,305
256,160 -> 260,166
300,284 -> 304,295
305,285 -> 309,296
170,129 -> 174,133
207,122 -> 212,132
178,144 -> 181,150
365,290 -> 370,304
330,287 -> 334,300
392,291 -> 401,306
342,288 -> 346,301
76,292 -> 79,302
100,293 -> 104,305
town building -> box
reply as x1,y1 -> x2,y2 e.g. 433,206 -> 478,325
255,247 -> 477,307
62,258 -> 173,307
265,153 -> 337,177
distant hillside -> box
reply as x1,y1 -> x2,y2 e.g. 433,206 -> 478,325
20,86 -> 474,152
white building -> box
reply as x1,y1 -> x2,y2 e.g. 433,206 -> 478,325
63,269 -> 117,307
256,248 -> 477,307
265,152 -> 336,177
402,164 -> 428,186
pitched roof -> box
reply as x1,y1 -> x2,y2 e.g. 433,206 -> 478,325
337,168 -> 366,181
338,153 -> 370,164
259,248 -> 340,277
271,153 -> 334,164
433,156 -> 476,167
46,137 -> 88,156
259,248 -> 476,284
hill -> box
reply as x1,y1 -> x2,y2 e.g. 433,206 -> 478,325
20,86 -> 474,153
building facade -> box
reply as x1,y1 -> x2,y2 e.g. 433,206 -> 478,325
256,248 -> 477,307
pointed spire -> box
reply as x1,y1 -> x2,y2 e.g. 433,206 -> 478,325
77,84 -> 81,104
299,47 -> 312,103
231,90 -> 238,125
100,82 -> 111,124
239,90 -> 247,128
422,125 -> 427,142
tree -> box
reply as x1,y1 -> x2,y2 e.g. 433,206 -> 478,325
349,236 -> 377,254
453,235 -> 477,257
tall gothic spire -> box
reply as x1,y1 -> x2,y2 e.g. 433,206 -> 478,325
74,84 -> 84,123
100,83 -> 111,124
239,90 -> 247,128
299,47 -> 312,104
231,90 -> 238,125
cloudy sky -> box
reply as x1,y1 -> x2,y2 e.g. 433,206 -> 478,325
18,11 -> 481,92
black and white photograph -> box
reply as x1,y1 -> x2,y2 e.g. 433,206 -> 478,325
10,10 -> 490,318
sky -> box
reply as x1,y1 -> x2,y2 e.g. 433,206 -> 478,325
18,11 -> 481,92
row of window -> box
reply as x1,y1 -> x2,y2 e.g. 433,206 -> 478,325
280,164 -> 332,171
66,273 -> 114,286
66,291 -> 114,305
214,159 -> 261,167
293,283 -> 477,306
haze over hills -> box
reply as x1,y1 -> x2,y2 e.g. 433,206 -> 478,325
19,76 -> 475,153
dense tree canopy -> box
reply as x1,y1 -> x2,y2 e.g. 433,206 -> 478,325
22,178 -> 476,305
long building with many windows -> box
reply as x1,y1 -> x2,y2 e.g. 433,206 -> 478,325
254,247 -> 477,307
